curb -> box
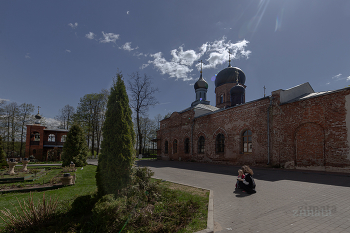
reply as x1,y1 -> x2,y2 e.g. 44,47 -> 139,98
153,176 -> 214,233
0,184 -> 66,194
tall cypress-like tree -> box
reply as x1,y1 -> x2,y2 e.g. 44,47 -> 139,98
96,72 -> 135,197
62,124 -> 88,167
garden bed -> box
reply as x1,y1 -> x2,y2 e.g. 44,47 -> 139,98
0,166 -> 76,192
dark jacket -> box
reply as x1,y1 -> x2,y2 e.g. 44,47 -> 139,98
239,173 -> 256,194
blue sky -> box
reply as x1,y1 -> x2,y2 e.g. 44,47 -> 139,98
1,0 -> 350,124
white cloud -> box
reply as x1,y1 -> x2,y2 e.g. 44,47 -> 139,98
85,32 -> 96,40
25,53 -> 30,59
148,52 -> 193,81
100,31 -> 119,43
120,42 -> 138,51
170,46 -> 201,66
146,37 -> 251,81
332,74 -> 342,80
68,22 -> 78,29
326,82 -> 330,85
44,117 -> 61,128
127,11 -> 130,14
140,64 -> 150,69
330,73 -> 350,82
65,49 -> 71,53
200,37 -> 251,70
0,98 -> 10,102
134,52 -> 148,57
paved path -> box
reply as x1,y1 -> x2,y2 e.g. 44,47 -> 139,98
88,159 -> 350,233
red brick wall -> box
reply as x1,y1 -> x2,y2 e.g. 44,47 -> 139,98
270,89 -> 350,167
215,83 -> 235,108
157,88 -> 350,168
25,125 -> 68,161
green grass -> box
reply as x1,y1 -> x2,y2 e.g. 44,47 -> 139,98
0,165 -> 97,230
28,161 -> 62,164
156,179 -> 209,233
0,166 -> 209,233
135,157 -> 157,161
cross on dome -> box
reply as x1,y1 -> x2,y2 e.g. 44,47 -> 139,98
198,60 -> 206,74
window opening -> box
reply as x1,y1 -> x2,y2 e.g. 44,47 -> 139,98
184,138 -> 190,154
61,135 -> 67,142
48,134 -> 55,142
173,139 -> 177,154
242,130 -> 252,153
34,132 -> 40,141
216,134 -> 225,153
198,136 -> 205,154
165,141 -> 168,154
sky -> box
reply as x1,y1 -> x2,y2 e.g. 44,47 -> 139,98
1,0 -> 350,126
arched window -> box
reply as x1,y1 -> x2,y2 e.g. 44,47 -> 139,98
34,132 -> 40,141
165,141 -> 168,154
220,95 -> 224,103
198,136 -> 205,154
184,138 -> 190,154
216,134 -> 225,153
61,135 -> 67,142
173,139 -> 177,154
242,130 -> 252,153
48,134 -> 55,142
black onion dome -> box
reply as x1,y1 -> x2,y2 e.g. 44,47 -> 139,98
35,113 -> 42,120
194,73 -> 208,90
230,84 -> 245,95
215,66 -> 246,88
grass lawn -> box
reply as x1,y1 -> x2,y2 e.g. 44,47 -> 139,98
0,165 -> 97,230
156,179 -> 209,233
0,165 -> 209,233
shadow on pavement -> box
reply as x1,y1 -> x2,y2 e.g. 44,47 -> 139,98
136,160 -> 350,188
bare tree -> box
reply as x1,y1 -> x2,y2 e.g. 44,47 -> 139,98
55,105 -> 75,130
18,103 -> 34,157
74,90 -> 107,156
154,113 -> 163,130
4,102 -> 20,155
128,72 -> 159,155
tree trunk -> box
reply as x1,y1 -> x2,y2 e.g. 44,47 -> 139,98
137,112 -> 142,155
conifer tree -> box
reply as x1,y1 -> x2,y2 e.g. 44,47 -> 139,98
96,71 -> 135,197
62,124 -> 88,167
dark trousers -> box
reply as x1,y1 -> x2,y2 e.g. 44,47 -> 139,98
238,181 -> 256,194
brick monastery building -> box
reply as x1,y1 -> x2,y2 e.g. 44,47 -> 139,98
25,112 -> 68,161
156,61 -> 350,171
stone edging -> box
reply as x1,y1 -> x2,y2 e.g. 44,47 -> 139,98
0,184 -> 67,194
152,176 -> 214,233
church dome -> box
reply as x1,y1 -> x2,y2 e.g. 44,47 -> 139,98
35,113 -> 42,120
215,66 -> 246,88
230,84 -> 245,94
194,73 -> 208,90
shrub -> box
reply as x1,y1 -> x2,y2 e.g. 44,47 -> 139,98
91,194 -> 129,232
0,192 -> 59,232
70,194 -> 98,216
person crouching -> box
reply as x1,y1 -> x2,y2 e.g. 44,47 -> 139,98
237,165 -> 256,194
